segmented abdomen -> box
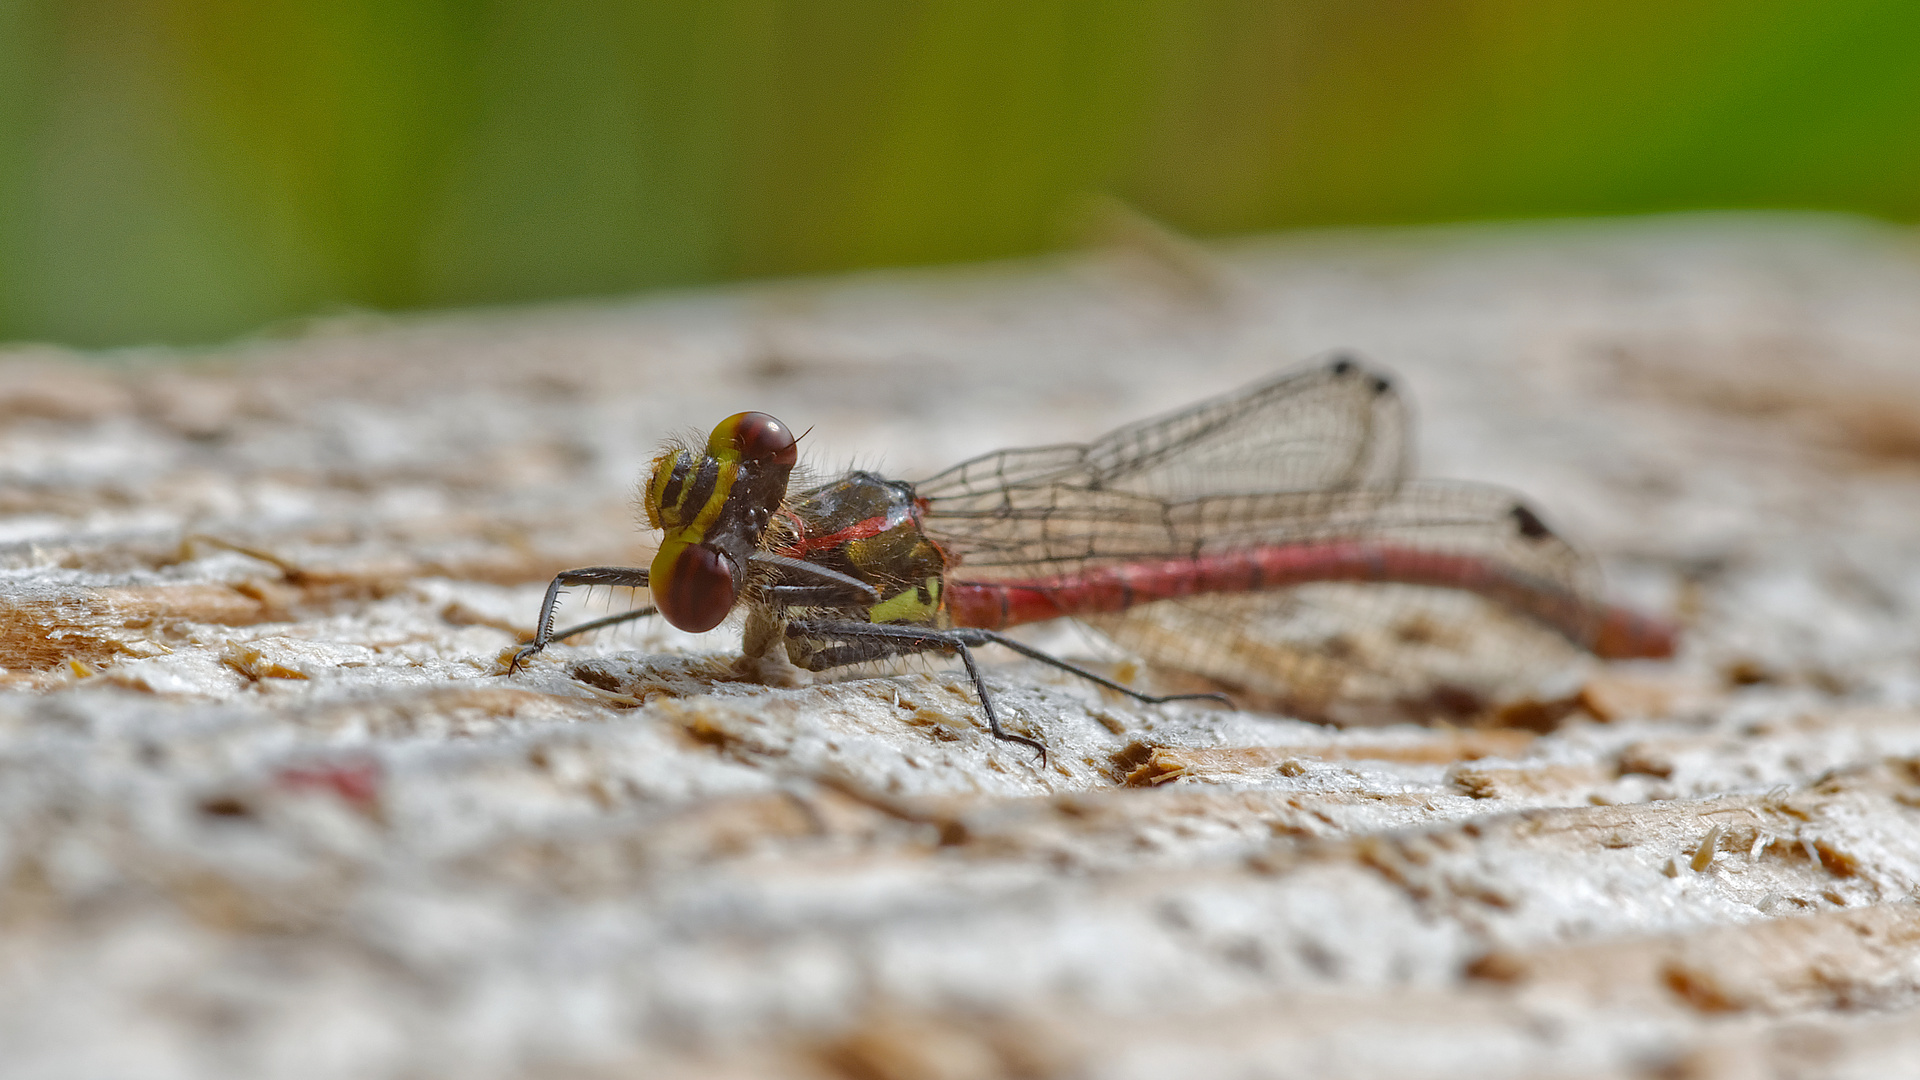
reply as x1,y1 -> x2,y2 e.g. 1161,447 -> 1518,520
944,540 -> 1674,660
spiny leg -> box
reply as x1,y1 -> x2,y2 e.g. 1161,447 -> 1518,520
952,639 -> 1049,766
545,604 -> 658,645
792,621 -> 1049,765
794,619 -> 1236,761
748,552 -> 881,603
955,627 -> 1234,710
509,566 -> 653,673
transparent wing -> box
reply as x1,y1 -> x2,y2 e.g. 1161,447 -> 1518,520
1089,584 -> 1587,724
1080,481 -> 1603,719
917,354 -> 1407,502
919,355 -> 1411,571
909,356 -> 1631,718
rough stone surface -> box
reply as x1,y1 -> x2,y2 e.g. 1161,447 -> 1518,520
6,214 -> 1920,1078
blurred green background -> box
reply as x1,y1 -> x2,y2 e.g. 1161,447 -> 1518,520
4,0 -> 1919,348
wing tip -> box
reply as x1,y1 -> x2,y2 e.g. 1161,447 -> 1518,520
1324,350 -> 1393,396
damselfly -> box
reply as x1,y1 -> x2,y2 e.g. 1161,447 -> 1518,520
508,356 -> 1674,761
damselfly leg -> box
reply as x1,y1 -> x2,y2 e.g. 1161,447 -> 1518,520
509,565 -> 654,673
786,618 -> 1233,764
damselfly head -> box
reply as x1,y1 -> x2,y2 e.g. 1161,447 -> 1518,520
641,411 -> 799,632
643,412 -> 797,532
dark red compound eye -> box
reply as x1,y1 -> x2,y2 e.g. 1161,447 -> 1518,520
727,411 -> 798,466
655,542 -> 738,633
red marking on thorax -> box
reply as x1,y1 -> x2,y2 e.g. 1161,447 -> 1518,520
782,501 -> 926,558
787,515 -> 894,555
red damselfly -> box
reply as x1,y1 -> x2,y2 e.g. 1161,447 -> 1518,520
508,355 -> 1674,761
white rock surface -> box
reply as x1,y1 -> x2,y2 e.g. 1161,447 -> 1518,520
5,213 -> 1920,1078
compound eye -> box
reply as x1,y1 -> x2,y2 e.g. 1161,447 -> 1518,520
715,411 -> 797,466
651,540 -> 738,633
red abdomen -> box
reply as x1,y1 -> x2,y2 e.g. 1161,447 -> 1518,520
945,541 -> 1675,660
